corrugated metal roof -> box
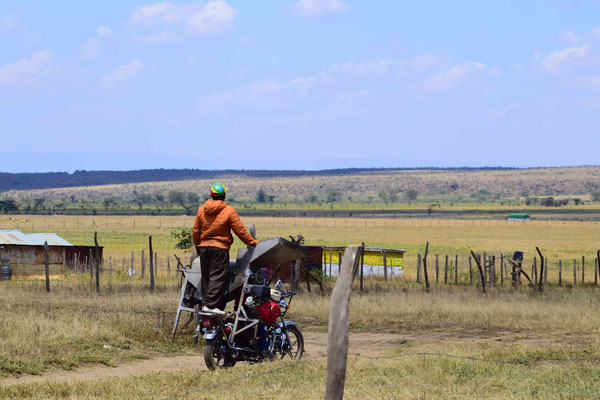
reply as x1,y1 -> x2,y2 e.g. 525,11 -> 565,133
0,230 -> 73,246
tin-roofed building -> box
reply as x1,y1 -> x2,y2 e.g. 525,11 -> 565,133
0,230 -> 73,280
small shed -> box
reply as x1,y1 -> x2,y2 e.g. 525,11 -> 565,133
0,230 -> 73,280
508,213 -> 530,221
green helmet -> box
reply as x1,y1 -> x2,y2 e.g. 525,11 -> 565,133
210,183 -> 228,197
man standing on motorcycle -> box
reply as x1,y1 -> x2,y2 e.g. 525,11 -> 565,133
192,184 -> 259,315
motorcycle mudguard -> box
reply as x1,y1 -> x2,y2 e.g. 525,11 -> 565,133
203,328 -> 218,340
279,321 -> 297,328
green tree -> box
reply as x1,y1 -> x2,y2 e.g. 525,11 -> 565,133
378,191 -> 389,204
591,192 -> 600,202
170,228 -> 193,250
256,189 -> 267,203
404,189 -> 418,201
304,194 -> 319,203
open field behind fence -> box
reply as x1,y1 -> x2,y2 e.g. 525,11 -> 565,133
1,215 -> 599,286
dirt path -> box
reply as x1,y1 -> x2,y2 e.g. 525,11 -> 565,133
2,329 -> 590,386
0,332 -> 408,386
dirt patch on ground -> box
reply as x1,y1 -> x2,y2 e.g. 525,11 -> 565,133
1,330 -> 594,386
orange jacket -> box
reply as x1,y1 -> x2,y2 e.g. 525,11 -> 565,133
192,199 -> 259,251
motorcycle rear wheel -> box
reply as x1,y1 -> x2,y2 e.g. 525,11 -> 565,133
204,338 -> 236,370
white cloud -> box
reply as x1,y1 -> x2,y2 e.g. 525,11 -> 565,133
0,14 -> 17,31
129,1 -> 237,42
567,74 -> 600,90
416,62 -> 485,92
101,60 -> 144,88
97,25 -> 113,38
290,0 -> 347,18
82,25 -> 113,59
0,49 -> 56,86
540,45 -> 588,73
487,102 -> 523,121
185,0 -> 237,35
330,59 -> 394,77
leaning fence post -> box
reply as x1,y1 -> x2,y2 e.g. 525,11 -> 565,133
423,243 -> 430,292
471,251 -> 486,293
324,245 -> 362,400
44,241 -> 50,292
536,247 -> 544,293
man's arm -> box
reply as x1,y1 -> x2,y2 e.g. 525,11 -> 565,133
192,210 -> 202,252
228,208 -> 259,247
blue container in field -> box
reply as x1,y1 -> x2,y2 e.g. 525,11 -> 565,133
1,264 -> 12,281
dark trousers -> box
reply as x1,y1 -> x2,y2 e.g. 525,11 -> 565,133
199,246 -> 229,310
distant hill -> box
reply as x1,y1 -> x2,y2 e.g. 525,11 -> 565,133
0,167 -> 516,192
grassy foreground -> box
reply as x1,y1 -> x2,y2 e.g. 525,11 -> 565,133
1,277 -> 600,398
2,341 -> 600,399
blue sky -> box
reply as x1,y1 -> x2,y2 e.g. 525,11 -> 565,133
1,0 -> 600,172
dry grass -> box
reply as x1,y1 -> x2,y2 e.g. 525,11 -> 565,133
1,282 -> 600,398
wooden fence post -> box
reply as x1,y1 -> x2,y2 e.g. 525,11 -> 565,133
471,251 -> 486,293
455,255 -> 458,284
383,251 -> 388,282
154,252 -> 158,279
532,257 -> 537,284
423,243 -> 430,292
416,254 -> 422,283
94,232 -> 100,293
359,243 -> 364,292
149,236 -> 155,292
435,254 -> 439,284
573,259 -> 577,286
444,255 -> 448,284
595,257 -> 598,286
469,256 -> 472,284
44,241 -> 50,292
536,247 -> 544,292
582,256 -> 585,284
500,254 -> 504,286
324,245 -> 362,400
558,260 -> 562,286
544,257 -> 548,284
141,250 -> 145,279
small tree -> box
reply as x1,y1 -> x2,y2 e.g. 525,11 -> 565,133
591,192 -> 600,202
378,191 -> 389,204
304,194 -> 319,203
171,228 -> 193,250
405,189 -> 418,201
256,189 -> 267,203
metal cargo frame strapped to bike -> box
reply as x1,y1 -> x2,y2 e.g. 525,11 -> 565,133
172,229 -> 306,347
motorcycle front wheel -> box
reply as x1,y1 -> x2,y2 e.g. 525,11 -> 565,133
204,337 -> 236,370
281,326 -> 304,360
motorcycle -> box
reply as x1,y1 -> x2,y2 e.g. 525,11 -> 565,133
201,279 -> 304,369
